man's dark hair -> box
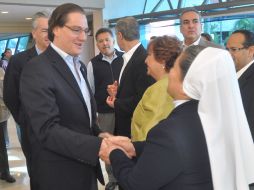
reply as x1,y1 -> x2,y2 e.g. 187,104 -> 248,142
48,3 -> 86,41
115,17 -> 140,41
180,8 -> 202,24
95,28 -> 113,40
232,29 -> 254,48
179,45 -> 206,80
201,33 -> 213,42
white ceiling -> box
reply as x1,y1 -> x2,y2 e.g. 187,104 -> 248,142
0,5 -> 52,24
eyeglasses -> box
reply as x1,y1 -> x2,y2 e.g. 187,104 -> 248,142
64,25 -> 91,36
226,47 -> 246,53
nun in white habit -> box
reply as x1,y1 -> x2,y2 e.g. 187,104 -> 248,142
183,46 -> 254,189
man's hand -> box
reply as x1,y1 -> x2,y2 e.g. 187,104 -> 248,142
107,136 -> 136,158
99,136 -> 136,164
98,132 -> 113,139
107,81 -> 118,97
106,96 -> 116,108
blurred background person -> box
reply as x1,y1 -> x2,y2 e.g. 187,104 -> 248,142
131,35 -> 182,141
201,33 -> 213,42
3,11 -> 50,189
0,67 -> 15,183
0,48 -> 12,71
180,8 -> 221,49
0,48 -> 12,148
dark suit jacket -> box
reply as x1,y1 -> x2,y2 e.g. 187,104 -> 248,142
3,46 -> 37,178
20,45 -> 103,190
3,46 -> 37,126
110,100 -> 213,190
238,61 -> 254,141
114,44 -> 154,137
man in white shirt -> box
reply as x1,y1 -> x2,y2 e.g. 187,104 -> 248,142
227,29 -> 254,189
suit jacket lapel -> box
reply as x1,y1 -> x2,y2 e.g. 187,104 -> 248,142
238,61 -> 254,88
27,46 -> 38,61
45,46 -> 86,106
118,44 -> 144,93
80,63 -> 97,121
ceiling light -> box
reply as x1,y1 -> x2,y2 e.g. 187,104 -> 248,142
26,17 -> 32,20
1,11 -> 8,14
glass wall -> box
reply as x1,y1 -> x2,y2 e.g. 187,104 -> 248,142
139,13 -> 254,48
0,35 -> 30,56
0,40 -> 8,55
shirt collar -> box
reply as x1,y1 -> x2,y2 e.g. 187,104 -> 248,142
35,44 -> 43,55
102,50 -> 118,64
183,36 -> 201,49
50,43 -> 80,64
122,42 -> 141,65
237,60 -> 254,78
173,100 -> 190,108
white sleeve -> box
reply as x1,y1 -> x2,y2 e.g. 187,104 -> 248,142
86,61 -> 95,94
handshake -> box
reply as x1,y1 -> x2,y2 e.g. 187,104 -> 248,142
98,134 -> 136,164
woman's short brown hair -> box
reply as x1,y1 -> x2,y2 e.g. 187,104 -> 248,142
147,35 -> 182,72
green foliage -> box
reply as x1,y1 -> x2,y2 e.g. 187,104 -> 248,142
233,18 -> 254,31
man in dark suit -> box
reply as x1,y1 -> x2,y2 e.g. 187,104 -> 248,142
226,30 -> 254,142
180,8 -> 222,49
107,17 -> 154,138
19,3 -> 109,190
3,11 -> 50,185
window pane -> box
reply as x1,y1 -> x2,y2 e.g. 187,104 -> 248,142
17,36 -> 29,53
182,0 -> 204,7
7,38 -> 18,55
0,40 -> 8,55
139,13 -> 254,48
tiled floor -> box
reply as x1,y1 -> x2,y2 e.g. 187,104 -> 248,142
0,117 -> 109,190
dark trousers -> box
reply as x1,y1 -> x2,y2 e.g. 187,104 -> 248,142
0,121 -> 10,174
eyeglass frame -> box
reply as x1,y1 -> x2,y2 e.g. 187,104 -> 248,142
226,46 -> 248,53
64,25 -> 91,36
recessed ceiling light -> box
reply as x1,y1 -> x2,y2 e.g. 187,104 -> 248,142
26,17 -> 32,20
1,11 -> 8,14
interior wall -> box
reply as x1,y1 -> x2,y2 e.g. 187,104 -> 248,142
80,36 -> 95,65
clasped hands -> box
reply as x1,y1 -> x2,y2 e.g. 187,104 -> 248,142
99,136 -> 136,164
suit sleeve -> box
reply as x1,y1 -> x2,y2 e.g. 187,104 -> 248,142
20,61 -> 102,166
110,123 -> 182,190
3,55 -> 22,124
242,81 -> 254,141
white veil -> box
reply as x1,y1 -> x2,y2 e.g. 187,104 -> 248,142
183,47 -> 254,190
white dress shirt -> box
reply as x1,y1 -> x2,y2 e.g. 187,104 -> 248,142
51,43 -> 92,126
86,51 -> 118,94
237,60 -> 254,79
118,42 -> 141,84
